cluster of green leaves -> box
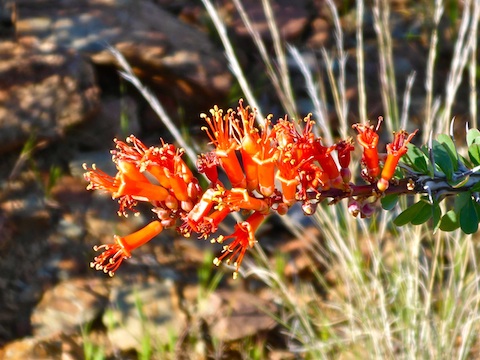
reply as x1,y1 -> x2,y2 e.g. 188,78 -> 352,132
381,129 -> 480,234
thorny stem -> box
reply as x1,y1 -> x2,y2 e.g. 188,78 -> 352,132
307,172 -> 480,204
306,178 -> 414,203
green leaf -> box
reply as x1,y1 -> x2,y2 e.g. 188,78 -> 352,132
459,196 -> 479,234
381,194 -> 398,211
402,143 -> 430,173
455,192 -> 473,211
410,202 -> 433,225
466,128 -> 480,147
433,140 -> 454,179
471,181 -> 480,192
468,144 -> 480,166
432,203 -> 442,233
437,134 -> 458,169
394,200 -> 428,227
439,210 -> 460,231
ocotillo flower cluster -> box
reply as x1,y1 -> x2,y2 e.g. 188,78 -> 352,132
83,100 -> 417,278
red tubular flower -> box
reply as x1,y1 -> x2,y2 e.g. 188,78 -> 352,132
221,188 -> 270,213
272,117 -> 296,149
336,138 -> 355,183
336,138 -> 355,168
253,115 -> 278,197
83,164 -> 144,216
105,136 -> 192,202
111,136 -> 146,165
353,117 -> 383,179
313,141 -> 342,188
213,211 -> 267,279
112,136 -> 171,190
274,115 -> 322,201
297,162 -> 330,198
83,164 -> 119,194
197,152 -> 220,184
150,144 -> 191,202
277,174 -> 299,206
276,163 -> 299,206
91,220 -> 163,276
275,147 -> 306,206
182,188 -> 219,235
196,207 -> 232,239
273,114 -> 316,164
115,161 -> 170,202
145,164 -> 171,190
233,100 -> 262,192
377,129 -> 418,192
202,106 -> 247,188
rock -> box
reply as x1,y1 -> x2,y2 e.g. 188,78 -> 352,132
16,0 -> 232,112
0,336 -> 62,360
49,175 -> 93,213
72,95 -> 141,151
0,172 -> 53,230
103,278 -> 186,352
31,278 -> 109,337
0,39 -> 100,154
226,0 -> 309,42
199,289 -> 277,342
85,190 -> 148,240
307,17 -> 330,48
0,332 -> 86,360
0,0 -> 15,39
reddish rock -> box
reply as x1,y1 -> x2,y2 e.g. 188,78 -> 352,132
15,0 -> 232,113
0,39 -> 100,154
199,289 -> 277,342
226,0 -> 310,42
31,278 -> 109,337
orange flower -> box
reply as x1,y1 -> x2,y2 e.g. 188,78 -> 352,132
83,158 -> 173,217
213,211 -> 267,279
253,115 -> 278,197
202,106 -> 247,188
91,220 -> 163,276
83,163 -> 119,194
275,147 -> 306,206
336,138 -> 354,168
297,162 -> 330,198
274,114 -> 316,164
313,141 -> 342,188
149,143 -> 192,202
353,118 -> 383,179
220,187 -> 270,213
93,136 -> 192,203
112,136 -> 170,190
111,136 -> 145,165
182,188 -> 219,236
336,138 -> 355,183
82,164 -> 132,215
197,152 -> 220,184
273,116 -> 297,149
273,115 -> 324,202
276,163 -> 299,206
115,161 -> 170,202
115,137 -> 195,202
377,129 -> 418,191
196,207 -> 232,240
232,100 -> 262,192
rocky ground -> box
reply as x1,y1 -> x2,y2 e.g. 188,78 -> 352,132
0,0 -> 475,359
